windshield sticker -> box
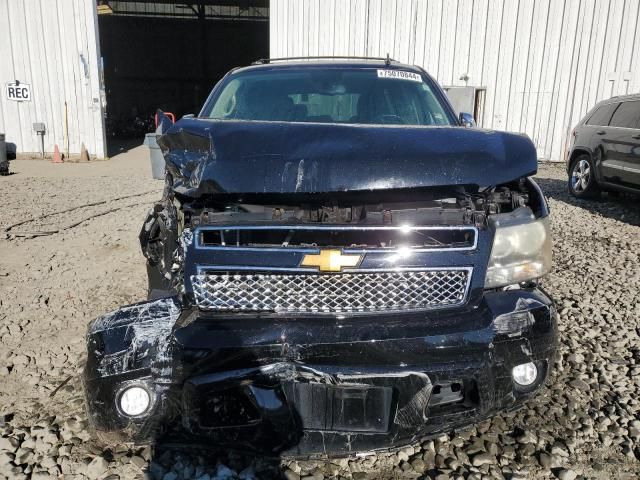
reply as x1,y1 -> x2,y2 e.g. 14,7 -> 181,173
377,69 -> 422,82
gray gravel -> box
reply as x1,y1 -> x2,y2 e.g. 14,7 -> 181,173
1,154 -> 639,479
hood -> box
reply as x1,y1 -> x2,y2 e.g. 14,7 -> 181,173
158,118 -> 537,198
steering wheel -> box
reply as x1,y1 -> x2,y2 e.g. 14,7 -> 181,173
372,114 -> 407,125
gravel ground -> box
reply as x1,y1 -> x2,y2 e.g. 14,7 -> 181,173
1,151 -> 639,480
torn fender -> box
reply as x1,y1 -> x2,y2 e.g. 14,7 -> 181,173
86,296 -> 181,379
84,297 -> 182,441
157,119 -> 538,198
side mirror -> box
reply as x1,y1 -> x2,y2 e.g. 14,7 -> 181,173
459,112 -> 476,128
182,114 -> 195,119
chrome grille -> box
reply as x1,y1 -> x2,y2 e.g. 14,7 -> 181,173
191,269 -> 471,314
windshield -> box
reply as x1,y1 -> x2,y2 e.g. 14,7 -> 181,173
203,67 -> 455,126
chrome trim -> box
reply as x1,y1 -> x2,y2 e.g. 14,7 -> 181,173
597,125 -> 640,132
196,265 -> 317,274
603,163 -> 640,173
195,266 -> 475,305
196,265 -> 473,274
605,163 -> 626,170
191,266 -> 474,314
194,225 -> 479,252
603,125 -> 640,132
197,225 -> 476,231
196,246 -> 320,253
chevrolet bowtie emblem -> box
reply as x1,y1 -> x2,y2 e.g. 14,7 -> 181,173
300,249 -> 362,272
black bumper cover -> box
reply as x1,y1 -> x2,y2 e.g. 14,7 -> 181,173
84,288 -> 556,456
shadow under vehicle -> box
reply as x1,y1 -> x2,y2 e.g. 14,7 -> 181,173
83,57 -> 557,457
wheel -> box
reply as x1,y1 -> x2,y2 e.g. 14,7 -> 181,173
568,154 -> 600,198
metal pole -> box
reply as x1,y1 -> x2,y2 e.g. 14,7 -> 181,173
64,102 -> 70,158
0,133 -> 8,175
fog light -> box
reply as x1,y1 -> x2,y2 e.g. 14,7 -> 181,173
119,386 -> 151,416
512,362 -> 538,386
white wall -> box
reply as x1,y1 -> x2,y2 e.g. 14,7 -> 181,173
0,0 -> 105,158
271,0 -> 640,161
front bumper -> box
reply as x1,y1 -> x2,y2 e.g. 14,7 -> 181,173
84,287 -> 556,456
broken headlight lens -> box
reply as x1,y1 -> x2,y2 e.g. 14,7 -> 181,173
485,216 -> 552,288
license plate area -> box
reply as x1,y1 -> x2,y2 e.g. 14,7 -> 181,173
282,382 -> 393,433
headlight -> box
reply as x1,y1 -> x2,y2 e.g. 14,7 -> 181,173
485,215 -> 552,288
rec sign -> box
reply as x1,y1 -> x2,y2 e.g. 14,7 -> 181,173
5,82 -> 31,102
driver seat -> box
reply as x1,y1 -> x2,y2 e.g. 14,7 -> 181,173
355,90 -> 391,123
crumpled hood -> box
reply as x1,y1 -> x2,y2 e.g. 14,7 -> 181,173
158,118 -> 537,198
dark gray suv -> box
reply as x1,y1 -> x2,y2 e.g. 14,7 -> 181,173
567,94 -> 640,198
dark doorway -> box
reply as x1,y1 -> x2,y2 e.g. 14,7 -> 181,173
97,1 -> 268,151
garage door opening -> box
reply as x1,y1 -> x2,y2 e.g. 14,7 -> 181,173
97,1 -> 268,155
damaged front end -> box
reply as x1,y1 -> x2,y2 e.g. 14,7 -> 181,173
84,116 -> 556,456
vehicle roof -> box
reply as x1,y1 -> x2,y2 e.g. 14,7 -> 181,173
231,57 -> 427,76
598,92 -> 640,105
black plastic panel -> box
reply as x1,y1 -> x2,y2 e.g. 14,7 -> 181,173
283,382 -> 393,433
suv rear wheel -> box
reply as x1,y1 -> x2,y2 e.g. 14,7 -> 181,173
569,154 -> 600,198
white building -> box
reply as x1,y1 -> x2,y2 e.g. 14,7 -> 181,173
1,0 -> 639,162
0,1 -> 105,159
0,0 -> 267,160
271,0 -> 640,161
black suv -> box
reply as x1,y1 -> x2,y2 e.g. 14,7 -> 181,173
567,94 -> 640,198
84,58 -> 556,456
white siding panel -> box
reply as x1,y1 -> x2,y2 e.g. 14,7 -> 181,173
393,0 -> 413,60
600,0 -> 625,99
0,0 -> 105,158
534,0 -> 565,158
492,0 -> 518,132
507,0 -> 534,133
438,1 -> 458,86
412,0 -> 428,66
467,0 -> 488,87
522,0 -> 550,138
422,0 -> 444,79
629,2 -> 640,94
479,0 -> 504,128
365,0 -> 382,57
271,0 -> 640,161
452,0 -> 473,87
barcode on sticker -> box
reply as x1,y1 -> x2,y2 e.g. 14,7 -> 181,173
377,69 -> 422,82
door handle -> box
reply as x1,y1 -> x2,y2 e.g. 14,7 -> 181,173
596,130 -> 606,135
632,134 -> 640,139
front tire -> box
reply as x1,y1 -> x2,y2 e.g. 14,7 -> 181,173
568,154 -> 600,198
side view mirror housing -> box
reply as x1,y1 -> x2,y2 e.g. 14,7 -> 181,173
459,112 -> 476,128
